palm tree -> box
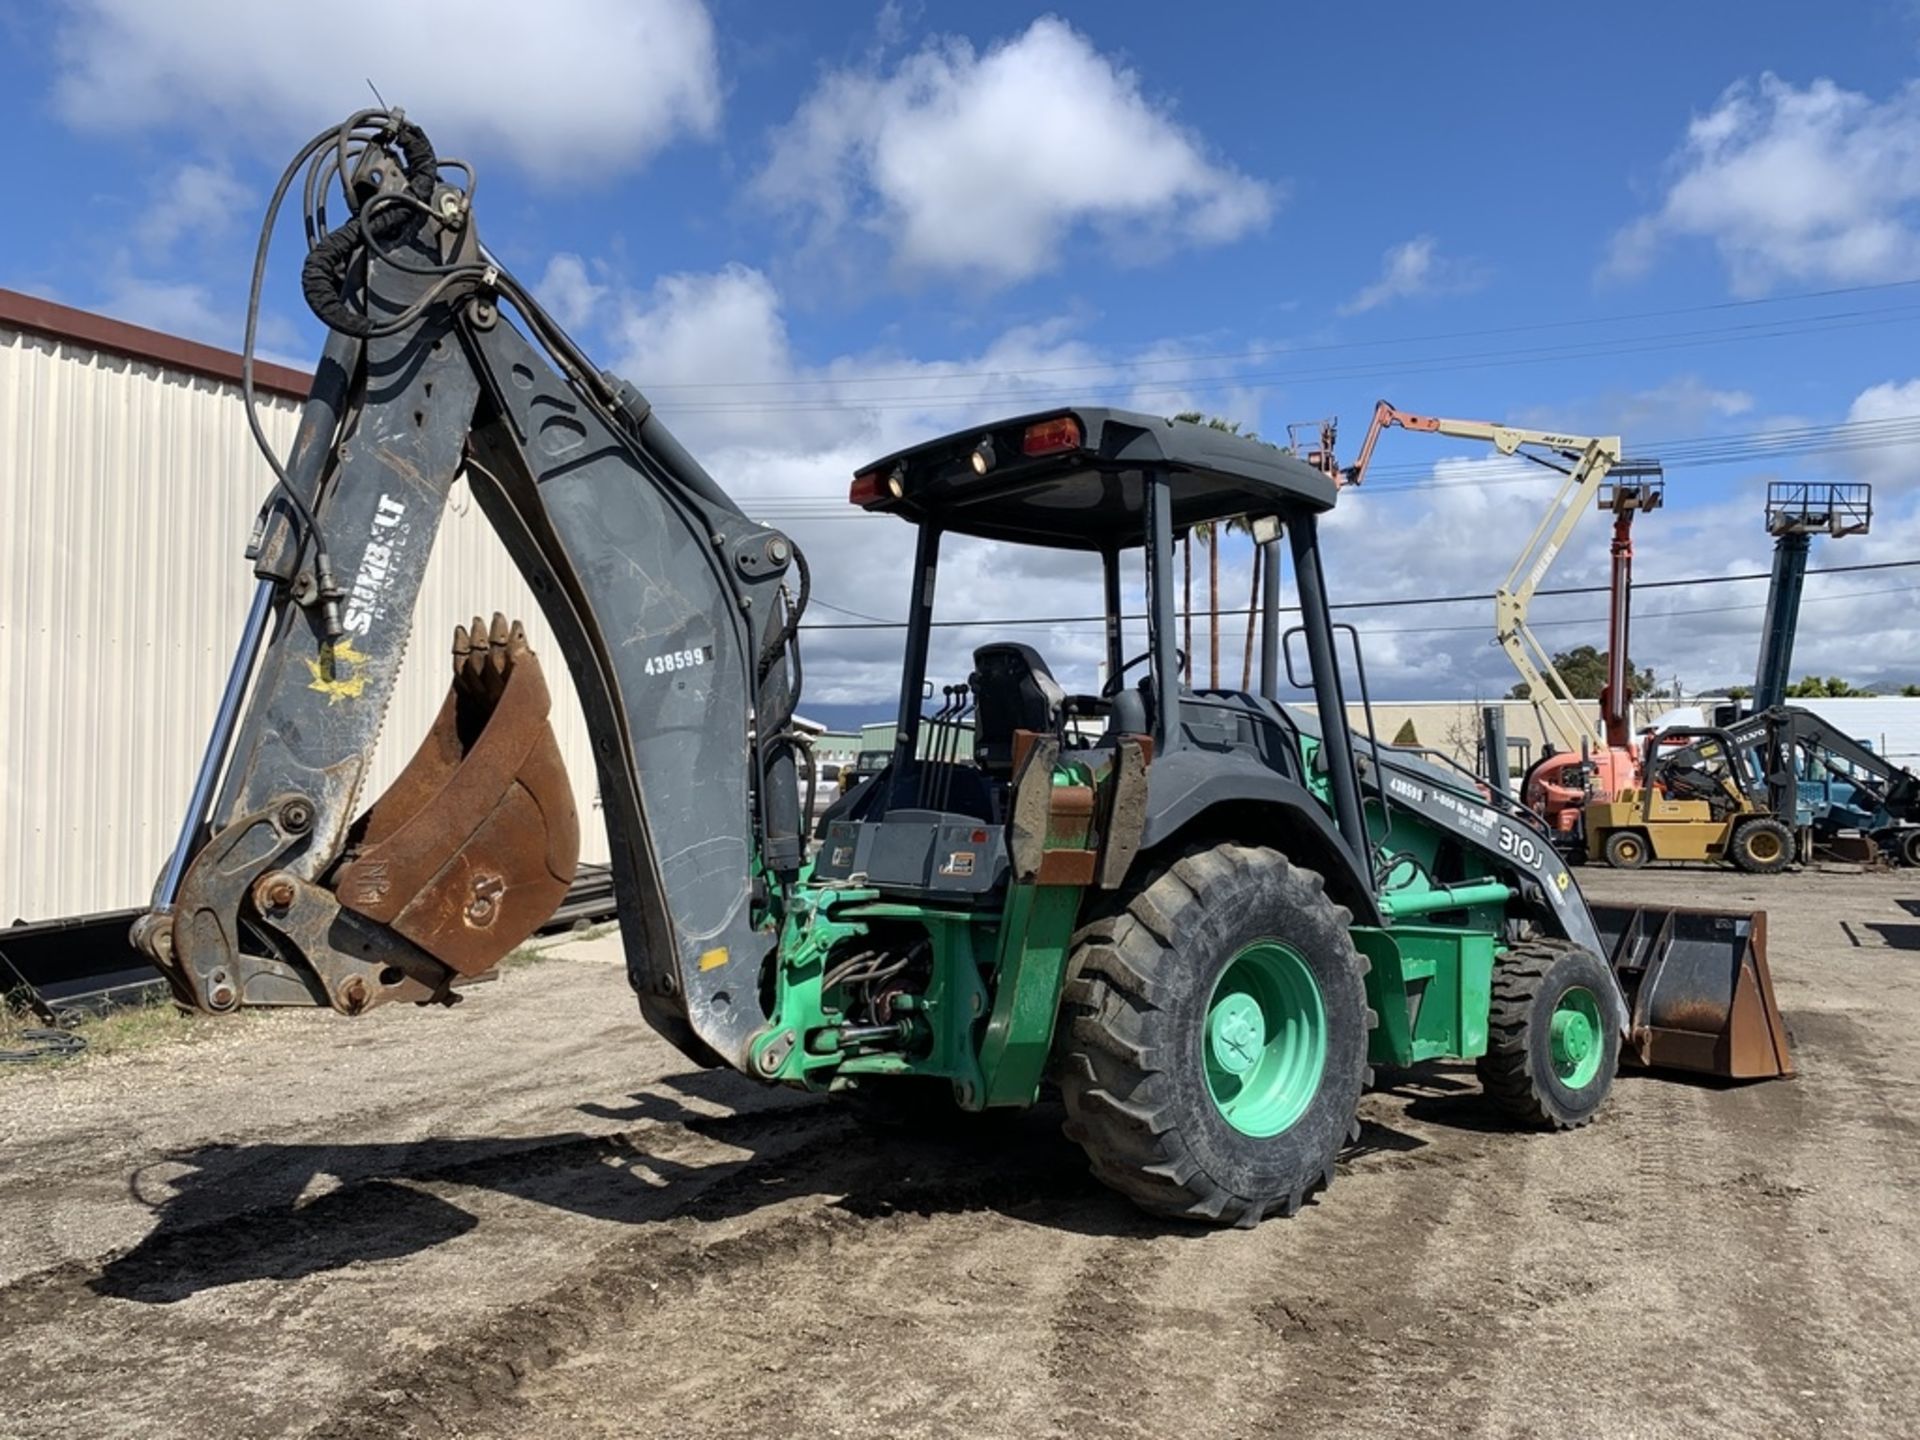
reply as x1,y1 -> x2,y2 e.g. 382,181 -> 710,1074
1181,519 -> 1219,686
1181,531 -> 1193,672
1230,515 -> 1260,689
1174,411 -> 1259,689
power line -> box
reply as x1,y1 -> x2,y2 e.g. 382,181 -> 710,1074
1341,582 -> 1919,638
635,276 -> 1920,394
732,411 -> 1920,517
657,304 -> 1920,415
810,582 -> 1917,654
798,558 -> 1920,633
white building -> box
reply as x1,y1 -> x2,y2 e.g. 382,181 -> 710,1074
1,289 -> 610,923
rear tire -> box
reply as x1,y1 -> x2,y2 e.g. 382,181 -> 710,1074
1602,829 -> 1649,870
1054,843 -> 1374,1227
1894,829 -> 1920,868
1477,937 -> 1620,1130
1729,817 -> 1793,875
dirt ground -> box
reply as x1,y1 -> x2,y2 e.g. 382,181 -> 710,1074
3,864 -> 1917,1440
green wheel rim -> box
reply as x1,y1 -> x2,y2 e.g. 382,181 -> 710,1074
1549,986 -> 1605,1090
1203,940 -> 1327,1137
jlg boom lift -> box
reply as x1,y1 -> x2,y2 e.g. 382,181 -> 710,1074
132,112 -> 1791,1228
1341,402 -> 1664,836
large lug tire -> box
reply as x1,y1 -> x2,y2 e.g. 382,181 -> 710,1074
1602,829 -> 1649,870
1477,938 -> 1621,1130
1895,829 -> 1920,868
1053,843 -> 1374,1227
1729,816 -> 1794,875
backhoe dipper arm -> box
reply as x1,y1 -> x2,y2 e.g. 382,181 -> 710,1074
135,114 -> 806,1069
1342,399 -> 1622,759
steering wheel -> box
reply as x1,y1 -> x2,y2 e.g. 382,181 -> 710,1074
1102,647 -> 1188,697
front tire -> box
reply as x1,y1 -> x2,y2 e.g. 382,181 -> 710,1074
1729,816 -> 1793,875
1477,938 -> 1620,1129
1054,844 -> 1374,1227
1603,829 -> 1649,869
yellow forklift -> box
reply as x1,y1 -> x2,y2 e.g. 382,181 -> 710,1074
1587,724 -> 1796,873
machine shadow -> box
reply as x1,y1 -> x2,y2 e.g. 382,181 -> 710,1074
1372,1061 -> 1520,1134
90,1071 -> 1155,1304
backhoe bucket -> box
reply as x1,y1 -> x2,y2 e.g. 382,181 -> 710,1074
1591,902 -> 1794,1080
331,614 -> 580,977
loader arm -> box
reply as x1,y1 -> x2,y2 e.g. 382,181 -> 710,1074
1343,400 -> 1621,759
1766,706 -> 1920,821
134,114 -> 806,1069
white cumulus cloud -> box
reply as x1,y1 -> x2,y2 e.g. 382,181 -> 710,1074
752,16 -> 1276,286
1844,378 -> 1920,497
1607,73 -> 1920,293
565,258 -> 1274,703
140,162 -> 251,251
1339,235 -> 1487,315
52,0 -> 721,180
535,253 -> 610,332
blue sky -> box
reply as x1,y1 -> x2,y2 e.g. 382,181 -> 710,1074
4,1 -> 1919,720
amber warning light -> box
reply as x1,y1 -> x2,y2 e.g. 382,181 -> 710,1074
1021,415 -> 1083,456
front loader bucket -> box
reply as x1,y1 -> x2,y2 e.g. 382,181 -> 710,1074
1591,903 -> 1794,1080
332,614 -> 580,977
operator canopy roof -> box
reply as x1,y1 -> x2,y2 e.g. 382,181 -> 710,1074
851,408 -> 1339,551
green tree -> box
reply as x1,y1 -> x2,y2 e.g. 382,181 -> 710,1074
1902,684 -> 1920,698
1507,645 -> 1657,701
1785,675 -> 1873,698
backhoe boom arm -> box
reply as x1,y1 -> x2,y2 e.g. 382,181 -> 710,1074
135,114 -> 806,1069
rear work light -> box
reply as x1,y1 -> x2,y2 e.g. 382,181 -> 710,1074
849,466 -> 905,507
1021,415 -> 1083,456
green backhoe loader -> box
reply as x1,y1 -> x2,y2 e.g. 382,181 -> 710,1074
134,110 -> 1794,1228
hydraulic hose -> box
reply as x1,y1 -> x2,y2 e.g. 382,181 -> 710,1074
299,120 -> 440,337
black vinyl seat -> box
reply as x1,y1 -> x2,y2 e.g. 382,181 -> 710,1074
970,643 -> 1065,774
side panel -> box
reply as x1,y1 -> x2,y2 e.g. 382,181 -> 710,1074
1353,924 -> 1495,1067
1372,755 -> 1603,958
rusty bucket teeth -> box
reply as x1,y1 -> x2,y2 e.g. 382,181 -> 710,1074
330,614 -> 581,980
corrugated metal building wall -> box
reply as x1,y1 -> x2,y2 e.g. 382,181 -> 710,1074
1,293 -> 607,924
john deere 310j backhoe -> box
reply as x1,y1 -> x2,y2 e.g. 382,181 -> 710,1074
133,112 -> 1793,1227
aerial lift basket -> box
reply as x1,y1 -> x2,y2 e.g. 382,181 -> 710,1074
1592,903 -> 1794,1080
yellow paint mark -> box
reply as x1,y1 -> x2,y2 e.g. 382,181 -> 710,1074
304,638 -> 370,705
697,947 -> 729,972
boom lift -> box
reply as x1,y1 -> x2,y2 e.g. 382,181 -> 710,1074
1342,401 -> 1663,836
1751,483 -> 1871,712
131,112 -> 1793,1229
